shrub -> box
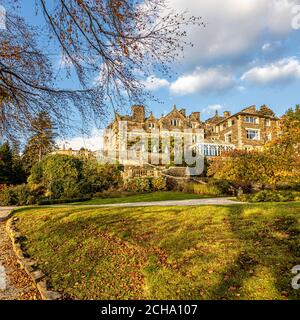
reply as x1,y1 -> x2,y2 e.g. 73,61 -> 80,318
28,154 -> 83,199
93,190 -> 138,199
13,184 -> 32,206
37,196 -> 91,205
187,183 -> 222,196
28,155 -> 123,200
0,187 -> 18,205
151,177 -> 167,191
165,177 -> 187,191
123,176 -> 167,193
238,190 -> 300,202
0,184 -> 39,206
209,179 -> 235,195
81,160 -> 123,194
184,181 -> 227,196
123,177 -> 151,193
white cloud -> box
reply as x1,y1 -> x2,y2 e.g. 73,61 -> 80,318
57,128 -> 104,152
165,0 -> 299,62
262,41 -> 282,52
236,85 -> 246,92
241,57 -> 300,85
142,75 -> 170,91
262,43 -> 272,51
169,66 -> 235,95
202,104 -> 224,116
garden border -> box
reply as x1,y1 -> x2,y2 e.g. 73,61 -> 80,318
6,216 -> 62,300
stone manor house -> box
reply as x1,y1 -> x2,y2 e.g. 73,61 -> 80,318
102,104 -> 279,178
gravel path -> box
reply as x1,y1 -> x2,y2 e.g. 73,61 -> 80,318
95,197 -> 244,207
52,197 -> 244,208
0,208 -> 40,300
0,207 -> 15,222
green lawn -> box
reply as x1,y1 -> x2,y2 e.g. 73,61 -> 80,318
74,191 -> 218,205
14,202 -> 300,300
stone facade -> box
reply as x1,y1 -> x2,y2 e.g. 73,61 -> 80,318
104,104 -> 279,156
103,104 -> 204,165
102,104 -> 280,178
51,146 -> 96,159
206,105 -> 279,151
106,104 -> 203,133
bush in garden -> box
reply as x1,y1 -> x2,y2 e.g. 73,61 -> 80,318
165,176 -> 187,191
123,176 -> 167,193
0,184 -> 39,206
209,179 -> 235,195
37,196 -> 91,205
123,177 -> 151,193
238,190 -> 300,202
81,159 -> 122,194
28,155 -> 83,199
184,182 -> 224,196
194,183 -> 221,196
12,184 -> 32,205
151,177 -> 167,191
0,187 -> 18,205
28,155 -> 123,200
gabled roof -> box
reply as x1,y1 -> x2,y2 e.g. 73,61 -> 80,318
205,111 -> 225,124
164,104 -> 188,121
213,105 -> 278,126
145,112 -> 157,122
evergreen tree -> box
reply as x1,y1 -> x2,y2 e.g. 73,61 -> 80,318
23,112 -> 57,174
0,142 -> 13,184
0,141 -> 27,185
11,141 -> 26,184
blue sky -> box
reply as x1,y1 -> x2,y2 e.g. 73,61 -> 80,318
6,0 -> 300,149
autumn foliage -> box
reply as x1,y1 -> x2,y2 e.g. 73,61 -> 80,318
208,106 -> 300,191
1,1 -> 203,139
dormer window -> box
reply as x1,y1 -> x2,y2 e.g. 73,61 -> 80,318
171,119 -> 180,126
149,123 -> 155,129
245,116 -> 259,124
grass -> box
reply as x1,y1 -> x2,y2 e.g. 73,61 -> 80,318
73,191 -> 218,205
14,202 -> 300,300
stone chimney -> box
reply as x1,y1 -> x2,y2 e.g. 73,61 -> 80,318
131,105 -> 145,122
179,108 -> 186,116
191,112 -> 201,122
223,111 -> 231,118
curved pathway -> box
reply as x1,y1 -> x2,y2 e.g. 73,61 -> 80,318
0,207 -> 40,300
54,197 -> 243,208
96,197 -> 243,207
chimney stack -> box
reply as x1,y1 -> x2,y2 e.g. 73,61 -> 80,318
191,112 -> 201,122
179,108 -> 186,116
131,105 -> 145,122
